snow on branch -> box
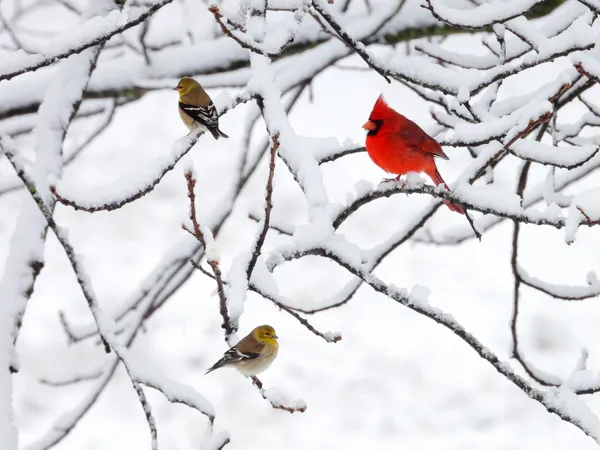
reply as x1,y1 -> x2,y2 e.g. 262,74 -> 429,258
310,0 -> 408,83
519,266 -> 600,301
3,142 -> 216,449
50,92 -> 253,213
193,259 -> 342,343
183,171 -> 235,341
209,3 -> 310,58
29,292 -> 218,450
0,31 -> 103,382
52,82 -> 310,346
422,0 -> 548,30
0,0 -> 174,82
327,178 -> 600,236
184,171 -> 307,414
265,242 -> 600,444
250,376 -> 307,413
577,0 -> 600,14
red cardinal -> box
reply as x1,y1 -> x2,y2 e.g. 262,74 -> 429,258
362,95 -> 464,214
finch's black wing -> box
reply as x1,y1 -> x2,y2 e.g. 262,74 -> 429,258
205,347 -> 260,374
179,101 -> 229,139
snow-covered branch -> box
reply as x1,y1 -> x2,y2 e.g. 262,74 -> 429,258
183,171 -> 235,341
0,0 -> 174,82
265,242 -> 600,444
3,140 -> 216,449
5,0 -> 600,448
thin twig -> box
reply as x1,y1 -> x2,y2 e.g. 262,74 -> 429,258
50,93 -> 253,213
248,212 -> 294,236
246,132 -> 280,281
191,260 -> 342,343
311,0 -> 407,83
0,0 -> 174,81
268,244 -> 600,434
250,376 -> 307,413
422,0 -> 549,30
183,171 -> 236,339
139,19 -> 151,65
2,142 -> 163,447
209,5 -> 270,56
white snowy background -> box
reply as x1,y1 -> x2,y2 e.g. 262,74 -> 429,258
2,0 -> 600,449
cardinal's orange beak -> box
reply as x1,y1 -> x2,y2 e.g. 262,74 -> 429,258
362,120 -> 376,131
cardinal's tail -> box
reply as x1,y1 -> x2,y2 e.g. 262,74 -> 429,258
428,166 -> 464,214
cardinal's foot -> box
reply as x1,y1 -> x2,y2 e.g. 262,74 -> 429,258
379,176 -> 406,188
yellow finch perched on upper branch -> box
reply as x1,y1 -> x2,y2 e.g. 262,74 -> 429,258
205,325 -> 279,376
174,77 -> 229,140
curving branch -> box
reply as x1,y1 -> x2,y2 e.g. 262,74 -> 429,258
311,0 -> 408,83
265,243 -> 600,444
50,92 -> 253,213
192,260 -> 342,343
4,141 -> 217,450
183,171 -> 236,341
245,132 -> 280,282
422,0 -> 549,30
0,0 -> 174,81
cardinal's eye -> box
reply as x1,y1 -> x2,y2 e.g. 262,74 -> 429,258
368,119 -> 383,136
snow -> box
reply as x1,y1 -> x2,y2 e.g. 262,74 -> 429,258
417,41 -> 498,69
0,1 -> 174,80
263,387 -> 307,410
33,47 -> 102,204
510,141 -> 599,169
199,430 -> 231,450
426,0 -> 548,29
444,101 -> 553,147
353,180 -> 375,198
53,127 -> 205,210
0,17 -> 106,448
409,284 -> 430,306
226,252 -> 251,326
134,369 -> 215,418
452,183 -> 523,215
324,331 -> 342,342
0,152 -> 19,450
249,258 -> 280,297
490,67 -> 579,118
565,188 -> 600,243
572,51 -> 600,80
504,17 -> 543,52
544,389 -> 600,440
519,265 -> 600,300
563,369 -> 595,392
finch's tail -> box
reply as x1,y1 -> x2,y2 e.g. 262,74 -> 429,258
210,127 -> 229,140
205,357 -> 227,375
428,166 -> 464,214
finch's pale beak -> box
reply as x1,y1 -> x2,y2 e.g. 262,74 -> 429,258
273,334 -> 279,340
362,121 -> 376,131
172,87 -> 179,91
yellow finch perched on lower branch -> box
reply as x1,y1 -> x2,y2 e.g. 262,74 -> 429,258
174,77 -> 229,140
205,325 -> 279,376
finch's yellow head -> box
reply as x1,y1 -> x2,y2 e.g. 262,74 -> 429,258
252,325 -> 278,344
173,77 -> 200,96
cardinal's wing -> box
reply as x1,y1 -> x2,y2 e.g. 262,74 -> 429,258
398,119 -> 449,160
